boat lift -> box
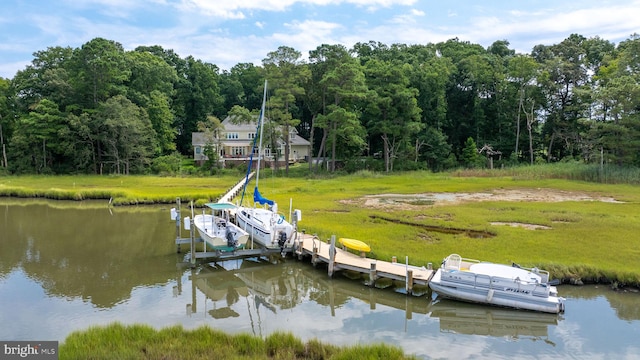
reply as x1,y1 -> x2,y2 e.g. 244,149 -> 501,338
171,198 -> 295,267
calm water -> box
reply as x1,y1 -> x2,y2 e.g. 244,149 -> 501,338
1,199 -> 639,359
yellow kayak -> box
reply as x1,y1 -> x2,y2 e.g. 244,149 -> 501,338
339,238 -> 371,253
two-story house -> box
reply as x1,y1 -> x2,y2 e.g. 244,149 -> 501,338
192,116 -> 310,168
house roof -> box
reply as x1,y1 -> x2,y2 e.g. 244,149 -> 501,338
192,132 -> 208,146
290,134 -> 310,146
221,115 -> 259,132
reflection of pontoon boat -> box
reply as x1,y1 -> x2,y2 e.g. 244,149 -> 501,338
429,299 -> 561,339
429,254 -> 566,314
193,203 -> 249,251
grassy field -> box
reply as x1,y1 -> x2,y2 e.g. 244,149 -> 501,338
1,165 -> 639,285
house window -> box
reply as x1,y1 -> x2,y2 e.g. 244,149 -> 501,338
232,147 -> 245,156
248,133 -> 256,139
195,146 -> 202,155
226,133 -> 239,139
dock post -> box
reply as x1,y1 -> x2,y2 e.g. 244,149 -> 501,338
174,198 -> 181,253
190,216 -> 196,268
312,236 -> 319,265
328,235 -> 336,277
405,256 -> 409,294
369,262 -> 377,286
406,270 -> 414,295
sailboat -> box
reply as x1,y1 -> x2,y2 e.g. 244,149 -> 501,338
235,80 -> 301,252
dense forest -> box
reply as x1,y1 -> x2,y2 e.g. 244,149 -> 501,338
0,33 -> 639,175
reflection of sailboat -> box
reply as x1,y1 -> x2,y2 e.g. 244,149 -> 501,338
192,266 -> 249,319
236,80 -> 301,252
235,259 -> 303,311
429,299 -> 561,340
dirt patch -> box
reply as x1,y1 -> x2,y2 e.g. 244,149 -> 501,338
341,188 -> 621,211
490,222 -> 552,230
340,189 -> 622,232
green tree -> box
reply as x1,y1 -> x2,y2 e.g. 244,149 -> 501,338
585,34 -> 640,165
70,38 -> 130,108
460,137 -> 482,168
147,90 -> 176,155
95,95 -> 155,174
9,99 -> 65,173
363,59 -> 422,172
534,34 -> 591,161
308,44 -> 368,172
0,77 -> 11,169
507,54 -> 542,164
10,46 -> 74,113
173,57 -> 221,154
262,46 -> 310,174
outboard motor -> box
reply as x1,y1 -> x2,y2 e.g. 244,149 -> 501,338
226,226 -> 237,248
277,231 -> 287,248
277,231 -> 287,257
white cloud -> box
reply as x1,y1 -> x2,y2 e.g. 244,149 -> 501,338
2,0 -> 640,78
179,0 -> 417,18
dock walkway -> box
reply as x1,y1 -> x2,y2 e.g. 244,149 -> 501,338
294,233 -> 434,293
218,172 -> 254,203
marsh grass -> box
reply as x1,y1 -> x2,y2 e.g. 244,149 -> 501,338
0,174 -> 243,205
59,323 -> 415,360
452,162 -> 640,184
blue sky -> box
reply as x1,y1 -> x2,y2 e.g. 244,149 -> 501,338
1,0 -> 639,79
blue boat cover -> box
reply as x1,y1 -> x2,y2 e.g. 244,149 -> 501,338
253,187 -> 274,206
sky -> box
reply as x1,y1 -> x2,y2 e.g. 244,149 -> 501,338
1,0 -> 640,79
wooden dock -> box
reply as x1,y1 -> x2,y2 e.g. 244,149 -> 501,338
218,172 -> 254,203
293,234 -> 434,294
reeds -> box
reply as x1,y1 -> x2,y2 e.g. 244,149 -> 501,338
59,323 -> 414,360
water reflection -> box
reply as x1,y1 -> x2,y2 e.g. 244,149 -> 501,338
0,199 -> 178,308
186,259 -> 431,323
1,199 -> 640,359
428,299 -> 560,342
187,259 -> 566,344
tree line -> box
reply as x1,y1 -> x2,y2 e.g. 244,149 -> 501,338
0,33 -> 638,175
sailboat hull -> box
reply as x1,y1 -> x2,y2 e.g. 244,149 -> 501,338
236,207 -> 295,249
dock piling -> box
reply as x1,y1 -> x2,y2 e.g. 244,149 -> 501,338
406,270 -> 414,294
369,262 -> 377,286
173,198 -> 182,253
328,235 -> 336,277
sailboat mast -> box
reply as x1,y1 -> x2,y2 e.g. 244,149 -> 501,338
256,79 -> 267,189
